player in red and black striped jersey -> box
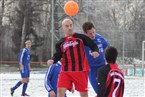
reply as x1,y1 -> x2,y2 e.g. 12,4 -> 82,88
97,46 -> 124,97
47,18 -> 99,97
53,33 -> 98,72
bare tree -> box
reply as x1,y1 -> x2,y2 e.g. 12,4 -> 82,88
0,0 -> 5,25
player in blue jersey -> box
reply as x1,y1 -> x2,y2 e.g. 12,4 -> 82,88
44,61 -> 74,97
82,22 -> 110,96
10,40 -> 31,96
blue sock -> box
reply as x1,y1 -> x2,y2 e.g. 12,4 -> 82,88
12,81 -> 22,90
22,83 -> 28,95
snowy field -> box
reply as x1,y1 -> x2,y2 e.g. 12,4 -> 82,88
0,64 -> 145,97
0,72 -> 145,97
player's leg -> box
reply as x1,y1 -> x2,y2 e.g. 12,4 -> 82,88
57,72 -> 72,97
21,78 -> 29,96
88,67 -> 98,93
10,80 -> 23,96
72,71 -> 88,97
57,88 -> 67,97
79,92 -> 88,97
21,70 -> 30,96
10,69 -> 25,96
11,81 -> 23,90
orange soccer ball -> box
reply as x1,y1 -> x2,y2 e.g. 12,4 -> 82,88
64,1 -> 79,16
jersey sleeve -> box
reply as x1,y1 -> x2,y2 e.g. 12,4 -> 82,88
97,67 -> 106,97
44,65 -> 55,92
100,36 -> 110,50
74,33 -> 99,52
18,48 -> 26,63
52,40 -> 63,63
97,65 -> 110,97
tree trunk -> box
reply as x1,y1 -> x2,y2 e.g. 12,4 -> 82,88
0,0 -> 5,25
20,17 -> 26,49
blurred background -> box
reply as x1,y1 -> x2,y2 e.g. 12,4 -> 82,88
0,0 -> 145,76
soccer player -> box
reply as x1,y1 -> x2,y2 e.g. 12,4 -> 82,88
97,46 -> 124,97
10,40 -> 31,96
82,22 -> 109,95
47,18 -> 99,97
44,61 -> 74,97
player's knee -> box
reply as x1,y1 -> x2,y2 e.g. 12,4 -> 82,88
57,88 -> 66,97
80,92 -> 88,97
26,78 -> 29,83
21,78 -> 29,83
21,79 -> 25,83
25,79 -> 29,83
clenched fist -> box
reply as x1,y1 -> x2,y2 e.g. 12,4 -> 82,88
47,60 -> 54,66
90,51 -> 99,58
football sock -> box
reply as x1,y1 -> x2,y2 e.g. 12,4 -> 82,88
22,83 -> 28,95
12,81 -> 22,90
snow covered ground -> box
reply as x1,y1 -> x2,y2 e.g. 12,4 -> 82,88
0,71 -> 144,97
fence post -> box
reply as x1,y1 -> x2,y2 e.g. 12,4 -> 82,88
134,64 -> 136,76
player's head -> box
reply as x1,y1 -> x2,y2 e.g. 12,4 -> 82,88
61,18 -> 74,36
82,22 -> 96,39
25,40 -> 31,50
105,46 -> 118,64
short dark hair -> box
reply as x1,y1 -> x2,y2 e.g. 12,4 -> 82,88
105,46 -> 118,64
82,22 -> 95,33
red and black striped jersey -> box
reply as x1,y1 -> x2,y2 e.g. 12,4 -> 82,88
52,33 -> 99,72
106,64 -> 124,97
97,64 -> 124,97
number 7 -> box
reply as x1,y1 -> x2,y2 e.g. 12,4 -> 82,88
112,78 -> 121,97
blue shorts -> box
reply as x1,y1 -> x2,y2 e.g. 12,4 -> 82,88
20,69 -> 30,78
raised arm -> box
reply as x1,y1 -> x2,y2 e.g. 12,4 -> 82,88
74,33 -> 99,58
74,33 -> 99,52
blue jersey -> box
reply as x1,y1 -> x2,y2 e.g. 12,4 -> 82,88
85,34 -> 109,67
45,62 -> 65,97
18,48 -> 30,68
